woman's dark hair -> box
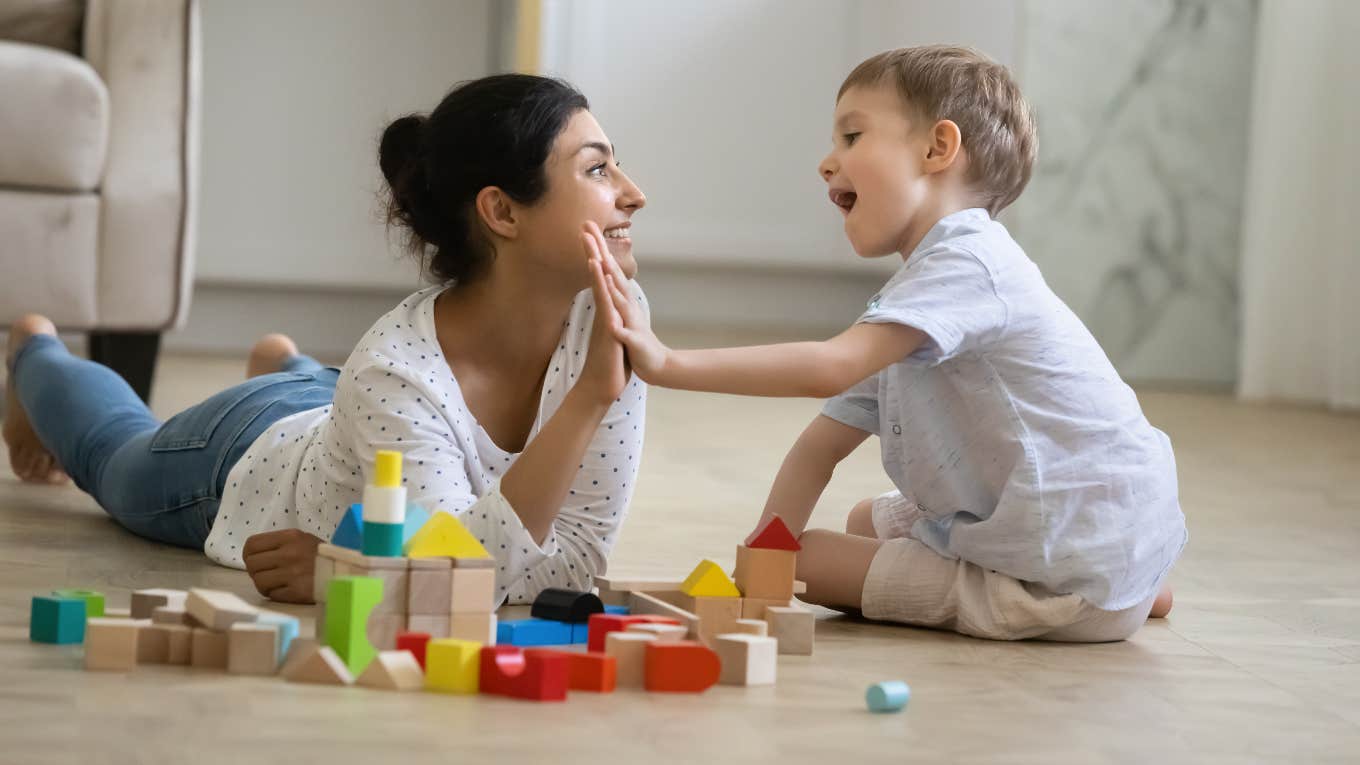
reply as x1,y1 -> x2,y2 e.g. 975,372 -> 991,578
379,74 -> 589,283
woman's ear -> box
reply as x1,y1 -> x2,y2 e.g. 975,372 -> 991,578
922,119 -> 962,175
474,187 -> 518,239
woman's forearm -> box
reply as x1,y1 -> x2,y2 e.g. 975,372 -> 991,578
499,387 -> 611,544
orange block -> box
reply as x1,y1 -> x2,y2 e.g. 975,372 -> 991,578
643,640 -> 720,693
565,651 -> 617,693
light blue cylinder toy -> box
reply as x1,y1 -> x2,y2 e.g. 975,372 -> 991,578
865,681 -> 910,713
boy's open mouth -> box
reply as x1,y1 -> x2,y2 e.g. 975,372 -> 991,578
830,189 -> 857,214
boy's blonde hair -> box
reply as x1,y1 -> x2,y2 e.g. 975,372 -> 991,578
840,46 -> 1037,216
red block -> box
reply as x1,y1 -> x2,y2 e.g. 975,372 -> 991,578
586,613 -> 680,653
644,640 -> 720,693
744,514 -> 802,551
565,651 -> 617,693
395,631 -> 432,670
479,645 -> 569,701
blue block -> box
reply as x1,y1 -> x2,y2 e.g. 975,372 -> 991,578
331,504 -> 364,550
604,605 -> 631,615
256,611 -> 299,662
401,504 -> 431,545
495,618 -> 575,646
570,622 -> 590,644
30,596 -> 86,644
866,681 -> 910,713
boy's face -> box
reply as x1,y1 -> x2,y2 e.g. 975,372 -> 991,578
819,85 -> 932,257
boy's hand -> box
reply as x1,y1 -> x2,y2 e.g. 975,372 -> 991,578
242,529 -> 322,604
583,221 -> 671,383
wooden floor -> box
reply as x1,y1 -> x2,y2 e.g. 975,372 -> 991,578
1,347 -> 1358,764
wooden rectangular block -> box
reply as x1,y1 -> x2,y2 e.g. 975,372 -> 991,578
407,613 -> 451,640
449,568 -> 496,614
312,553 -> 335,604
604,631 -> 656,688
734,618 -> 769,636
678,594 -> 743,645
186,589 -> 258,631
766,605 -> 814,655
449,612 -> 497,644
151,606 -> 191,625
627,592 -> 700,639
366,613 -> 405,651
733,545 -> 796,600
131,588 -> 188,620
625,623 -> 688,642
228,623 -> 281,675
714,633 -> 777,686
137,622 -> 170,663
741,597 -> 791,621
85,618 -> 141,671
594,576 -> 683,594
362,566 -> 410,616
407,559 -> 453,615
161,624 -> 193,664
190,627 -> 230,669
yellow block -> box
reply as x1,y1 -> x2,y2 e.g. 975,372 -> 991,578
681,559 -> 741,598
404,512 -> 492,559
373,450 -> 402,488
425,639 -> 481,694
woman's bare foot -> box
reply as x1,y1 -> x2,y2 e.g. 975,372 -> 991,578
3,315 -> 68,484
246,333 -> 300,378
1149,584 -> 1174,619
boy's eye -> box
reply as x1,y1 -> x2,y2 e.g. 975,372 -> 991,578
843,132 -> 861,146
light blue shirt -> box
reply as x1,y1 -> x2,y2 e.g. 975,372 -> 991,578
823,208 -> 1186,610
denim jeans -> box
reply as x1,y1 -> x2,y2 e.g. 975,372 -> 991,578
9,335 -> 338,549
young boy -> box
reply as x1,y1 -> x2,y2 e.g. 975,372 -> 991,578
584,45 -> 1185,641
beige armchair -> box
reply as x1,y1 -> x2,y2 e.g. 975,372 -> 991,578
0,0 -> 199,401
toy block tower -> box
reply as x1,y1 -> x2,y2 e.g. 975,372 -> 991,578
677,559 -> 742,645
361,450 -> 406,557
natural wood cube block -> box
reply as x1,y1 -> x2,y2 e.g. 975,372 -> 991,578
714,633 -> 777,686
449,612 -> 496,644
450,568 -> 496,613
365,613 -> 405,651
733,545 -> 796,600
85,618 -> 142,671
740,596 -> 791,621
190,627 -> 230,669
228,623 -> 281,675
407,613 -> 451,640
408,559 -> 453,615
678,594 -> 742,645
131,588 -> 187,620
765,605 -> 814,655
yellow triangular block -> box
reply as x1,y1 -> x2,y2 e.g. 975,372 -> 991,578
681,559 -> 741,598
403,511 -> 491,559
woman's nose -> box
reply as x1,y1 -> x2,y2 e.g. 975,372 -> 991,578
618,171 -> 646,211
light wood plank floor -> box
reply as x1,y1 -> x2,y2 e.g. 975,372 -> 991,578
2,346 -> 1357,764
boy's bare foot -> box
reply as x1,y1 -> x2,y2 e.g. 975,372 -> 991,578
1149,584 -> 1173,618
246,333 -> 300,378
3,314 -> 68,484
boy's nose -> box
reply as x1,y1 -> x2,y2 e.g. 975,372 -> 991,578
818,154 -> 837,182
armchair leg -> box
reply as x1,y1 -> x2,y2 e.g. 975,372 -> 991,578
88,331 -> 161,404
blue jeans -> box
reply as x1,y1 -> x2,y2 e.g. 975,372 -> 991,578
9,335 -> 338,550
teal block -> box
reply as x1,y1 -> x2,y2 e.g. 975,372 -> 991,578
331,504 -> 364,550
362,520 -> 403,557
30,596 -> 86,644
51,589 -> 103,618
866,681 -> 910,713
401,504 -> 431,544
256,611 -> 299,663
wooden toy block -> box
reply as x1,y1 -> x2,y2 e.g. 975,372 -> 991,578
678,594 -> 743,645
29,596 -> 86,644
362,451 -> 407,526
866,680 -> 910,712
151,606 -> 191,625
366,613 -> 405,651
625,623 -> 688,642
137,622 -> 170,663
452,555 -> 497,569
477,647 -> 568,701
396,631 -> 431,670
734,618 -> 769,636
643,640 -> 721,693
565,651 -> 616,692
680,560 -> 741,598
425,639 -> 481,694
228,623 -> 281,675
52,589 -> 104,618
186,588 -> 259,631
357,650 -> 424,691
450,612 -> 497,644
604,631 -> 656,688
157,624 -> 193,664
496,618 -> 572,646
362,563 -> 409,616
404,511 -> 492,560
740,597 -> 791,621
325,576 -> 384,676
190,627 -> 230,669
278,637 -> 319,677
130,588 -> 187,620
255,610 -> 299,661
450,567 -> 496,614
733,544 -> 797,600
331,504 -> 364,550
312,553 -> 335,604
765,605 -> 814,655
282,644 -> 354,685
407,558 -> 453,614
84,617 -> 141,671
317,542 -> 365,565
744,514 -> 802,551
530,587 -> 604,623
714,633 -> 777,686
362,520 -> 404,557
594,575 -> 684,594
627,592 -> 700,639
586,613 -> 681,653
406,613 -> 451,639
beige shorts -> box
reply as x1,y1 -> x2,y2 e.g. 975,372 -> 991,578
862,491 -> 1156,642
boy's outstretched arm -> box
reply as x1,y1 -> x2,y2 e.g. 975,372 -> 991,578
756,414 -> 870,536
585,224 -> 924,398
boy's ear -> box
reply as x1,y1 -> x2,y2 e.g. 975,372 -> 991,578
921,119 -> 963,175
474,187 -> 518,240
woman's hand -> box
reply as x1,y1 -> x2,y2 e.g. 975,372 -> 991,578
582,222 -> 671,384
242,529 -> 322,604
577,222 -> 631,406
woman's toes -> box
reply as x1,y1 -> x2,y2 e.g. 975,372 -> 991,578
247,333 -> 301,378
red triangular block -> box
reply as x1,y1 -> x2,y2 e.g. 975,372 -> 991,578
744,515 -> 801,551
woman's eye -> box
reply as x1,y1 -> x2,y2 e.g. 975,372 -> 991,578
589,163 -> 608,177
843,132 -> 861,146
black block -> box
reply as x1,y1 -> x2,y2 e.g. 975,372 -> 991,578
530,587 -> 604,623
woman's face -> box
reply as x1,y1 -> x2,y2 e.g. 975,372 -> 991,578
514,109 -> 646,283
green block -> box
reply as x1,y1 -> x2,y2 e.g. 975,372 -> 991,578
30,596 -> 87,644
51,589 -> 104,618
324,576 -> 382,676
361,520 -> 403,557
